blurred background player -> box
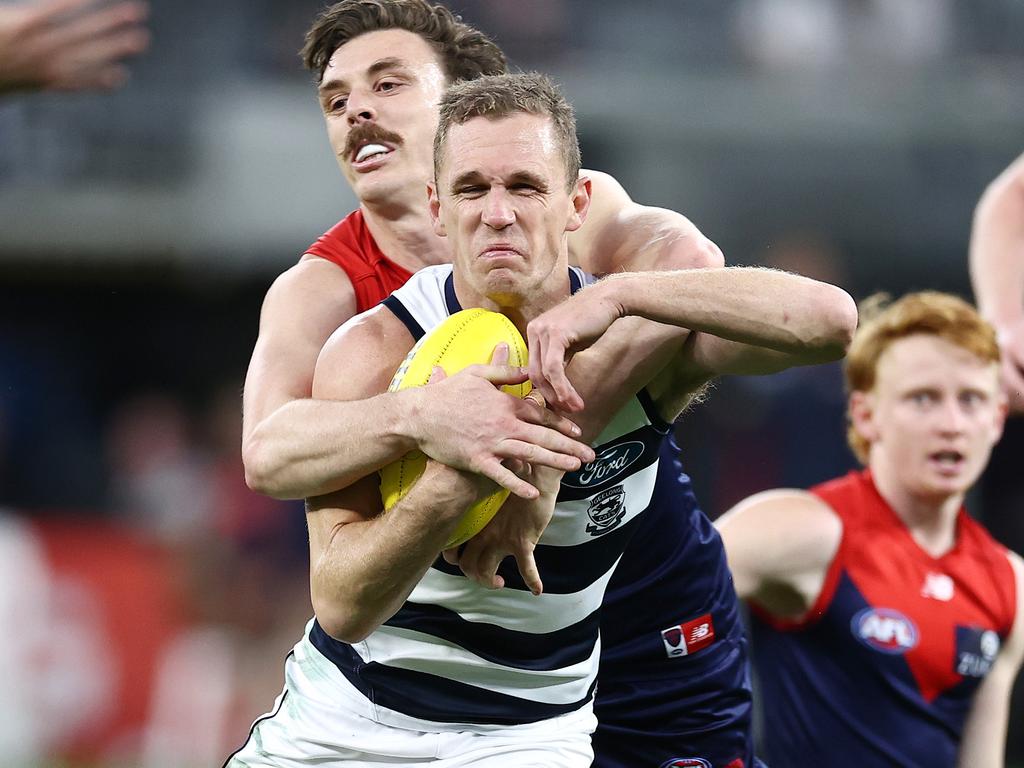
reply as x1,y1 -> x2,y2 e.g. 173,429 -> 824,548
718,291 -> 1024,768
241,2 -> 760,766
0,0 -> 148,94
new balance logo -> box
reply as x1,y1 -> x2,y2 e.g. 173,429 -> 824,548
661,613 -> 716,658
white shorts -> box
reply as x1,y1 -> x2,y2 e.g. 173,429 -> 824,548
224,638 -> 596,767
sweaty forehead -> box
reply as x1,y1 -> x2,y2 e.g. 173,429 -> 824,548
326,28 -> 444,79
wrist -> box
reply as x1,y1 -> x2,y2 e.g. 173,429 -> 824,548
390,388 -> 426,453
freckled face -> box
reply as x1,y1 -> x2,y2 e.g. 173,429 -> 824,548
854,334 -> 1005,501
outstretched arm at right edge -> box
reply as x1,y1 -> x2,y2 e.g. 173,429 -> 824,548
242,257 -> 592,500
970,152 -> 1024,412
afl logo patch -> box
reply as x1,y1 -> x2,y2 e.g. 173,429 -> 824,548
585,485 -> 626,536
852,607 -> 919,654
660,759 -> 712,768
562,440 -> 646,490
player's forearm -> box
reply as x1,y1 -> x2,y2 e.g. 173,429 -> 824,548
595,267 -> 856,357
243,394 -> 417,499
969,157 -> 1024,325
310,465 -> 481,643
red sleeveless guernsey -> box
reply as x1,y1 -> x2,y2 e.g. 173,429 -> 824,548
749,469 -> 1017,767
305,210 -> 413,313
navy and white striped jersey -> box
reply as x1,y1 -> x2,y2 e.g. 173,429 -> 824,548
307,265 -> 672,730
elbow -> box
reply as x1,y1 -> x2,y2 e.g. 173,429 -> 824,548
242,433 -> 288,498
311,592 -> 378,644
660,236 -> 725,272
826,287 -> 859,354
682,237 -> 725,270
801,285 -> 858,362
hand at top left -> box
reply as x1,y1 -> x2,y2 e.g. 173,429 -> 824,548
0,0 -> 149,95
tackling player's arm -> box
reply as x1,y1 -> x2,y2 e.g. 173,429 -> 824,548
715,491 -> 843,620
957,551 -> 1024,768
568,170 -> 724,274
243,256 -> 591,501
527,266 -> 857,414
306,308 -> 497,643
969,152 -> 1024,412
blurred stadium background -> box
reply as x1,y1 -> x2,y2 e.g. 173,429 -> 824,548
1,0 -> 1022,765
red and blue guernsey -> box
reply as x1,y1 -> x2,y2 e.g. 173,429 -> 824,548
749,469 -> 1017,767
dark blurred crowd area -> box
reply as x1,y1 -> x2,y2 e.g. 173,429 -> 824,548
1,0 -> 1023,765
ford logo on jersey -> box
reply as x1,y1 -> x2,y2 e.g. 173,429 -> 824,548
852,607 -> 919,654
562,440 -> 646,489
660,759 -> 712,768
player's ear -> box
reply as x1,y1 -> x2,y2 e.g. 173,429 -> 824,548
849,390 -> 880,445
565,175 -> 591,233
428,181 -> 446,237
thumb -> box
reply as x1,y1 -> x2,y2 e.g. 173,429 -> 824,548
427,365 -> 447,384
490,342 -> 510,366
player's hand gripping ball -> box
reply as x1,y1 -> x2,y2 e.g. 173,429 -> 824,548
379,308 -> 531,549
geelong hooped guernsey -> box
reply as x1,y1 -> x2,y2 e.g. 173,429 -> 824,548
308,264 -> 672,729
749,470 -> 1017,767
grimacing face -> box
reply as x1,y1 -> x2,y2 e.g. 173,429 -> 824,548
428,112 -> 589,309
851,334 -> 1007,503
317,28 -> 447,208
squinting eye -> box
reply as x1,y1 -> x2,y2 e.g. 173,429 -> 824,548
329,97 -> 347,112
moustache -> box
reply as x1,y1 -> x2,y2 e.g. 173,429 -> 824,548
344,124 -> 404,158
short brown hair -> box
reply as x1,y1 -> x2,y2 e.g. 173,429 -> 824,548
845,291 -> 1000,462
301,0 -> 507,83
434,72 -> 582,190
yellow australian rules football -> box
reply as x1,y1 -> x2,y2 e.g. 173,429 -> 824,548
379,308 -> 532,549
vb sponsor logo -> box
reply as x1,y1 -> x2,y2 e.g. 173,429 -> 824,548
660,613 -> 716,658
852,607 -> 919,654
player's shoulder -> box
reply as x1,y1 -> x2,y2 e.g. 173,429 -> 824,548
270,255 -> 356,303
314,304 -> 413,398
719,487 -> 842,565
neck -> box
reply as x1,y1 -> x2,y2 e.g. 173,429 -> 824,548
870,463 -> 963,557
453,259 -> 571,338
359,199 -> 451,273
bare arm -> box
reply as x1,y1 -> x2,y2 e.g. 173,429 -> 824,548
306,312 -> 496,643
528,266 -> 857,413
0,0 -> 148,94
715,489 -> 843,620
970,152 -> 1024,412
242,256 -> 592,500
568,170 -> 725,274
957,552 -> 1024,768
